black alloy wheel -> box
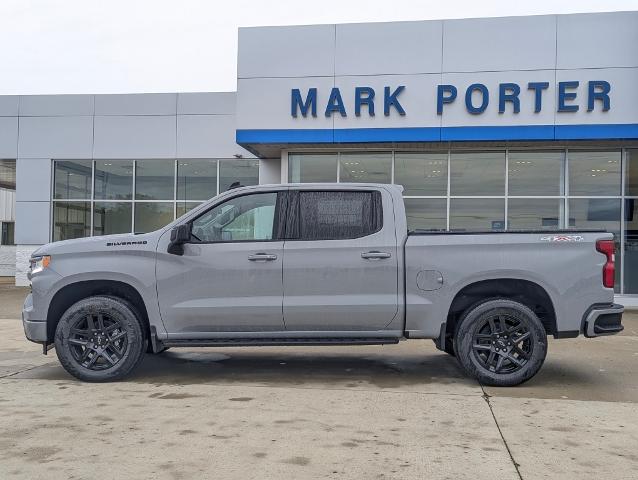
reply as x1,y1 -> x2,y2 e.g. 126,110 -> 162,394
55,296 -> 147,382
68,312 -> 128,370
454,298 -> 547,387
471,313 -> 532,374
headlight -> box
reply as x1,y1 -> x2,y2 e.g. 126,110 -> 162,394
29,255 -> 51,275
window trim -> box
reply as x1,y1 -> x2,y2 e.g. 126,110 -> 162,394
186,190 -> 285,245
284,189 -> 384,242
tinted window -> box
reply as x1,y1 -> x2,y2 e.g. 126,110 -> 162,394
293,191 -> 382,240
568,150 -> 621,196
95,160 -> 133,200
394,153 -> 448,196
191,192 -> 277,243
54,160 -> 92,199
450,151 -> 505,196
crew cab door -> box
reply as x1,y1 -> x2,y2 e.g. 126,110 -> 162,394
282,188 -> 399,331
156,190 -> 286,335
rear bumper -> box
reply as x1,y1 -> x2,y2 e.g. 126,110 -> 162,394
584,303 -> 624,338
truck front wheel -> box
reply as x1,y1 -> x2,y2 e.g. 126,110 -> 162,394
54,296 -> 147,382
454,299 -> 547,387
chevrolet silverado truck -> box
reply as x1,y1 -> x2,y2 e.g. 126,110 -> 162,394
22,183 -> 624,386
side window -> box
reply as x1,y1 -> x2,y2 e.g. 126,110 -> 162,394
294,191 -> 383,240
191,192 -> 278,242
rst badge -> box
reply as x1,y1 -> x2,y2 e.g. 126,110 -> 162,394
539,235 -> 585,242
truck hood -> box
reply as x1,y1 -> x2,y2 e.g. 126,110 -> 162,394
32,232 -> 160,257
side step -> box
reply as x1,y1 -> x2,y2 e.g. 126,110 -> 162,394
162,337 -> 400,348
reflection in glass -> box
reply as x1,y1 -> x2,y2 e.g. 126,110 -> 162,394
450,152 -> 505,196
177,202 -> 203,218
93,202 -> 132,236
289,154 -> 337,183
626,149 -> 638,196
219,160 -> 259,193
339,153 -> 392,183
134,202 -> 174,233
394,153 -> 448,196
508,199 -> 563,230
53,202 -> 90,241
403,199 -> 447,231
450,199 -> 505,231
177,160 -> 217,201
135,160 -> 174,200
94,161 -> 133,200
569,198 -> 621,292
568,151 -> 621,196
191,193 -> 277,242
623,199 -> 638,294
54,161 -> 92,199
508,151 -> 564,196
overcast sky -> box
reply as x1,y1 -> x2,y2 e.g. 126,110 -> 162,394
1,0 -> 636,95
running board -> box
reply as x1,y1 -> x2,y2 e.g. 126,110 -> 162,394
162,337 -> 400,348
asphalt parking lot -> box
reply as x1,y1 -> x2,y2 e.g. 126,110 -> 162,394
0,285 -> 637,479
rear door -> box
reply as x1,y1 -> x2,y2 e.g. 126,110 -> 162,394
282,188 -> 399,331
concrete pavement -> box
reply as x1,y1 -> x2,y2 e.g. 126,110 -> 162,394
0,286 -> 636,479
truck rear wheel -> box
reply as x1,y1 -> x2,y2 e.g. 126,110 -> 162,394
454,299 -> 547,387
54,296 -> 147,382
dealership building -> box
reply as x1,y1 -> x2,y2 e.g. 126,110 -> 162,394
0,11 -> 636,302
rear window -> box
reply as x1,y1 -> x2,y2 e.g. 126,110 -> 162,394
291,190 -> 383,240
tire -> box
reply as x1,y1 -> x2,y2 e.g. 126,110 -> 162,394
454,299 -> 547,387
54,296 -> 147,382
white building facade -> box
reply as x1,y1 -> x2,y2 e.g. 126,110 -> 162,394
0,11 -> 637,302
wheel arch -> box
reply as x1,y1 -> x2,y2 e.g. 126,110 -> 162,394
444,278 -> 557,342
46,280 -> 151,343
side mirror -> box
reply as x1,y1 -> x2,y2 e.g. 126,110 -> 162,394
167,224 -> 191,255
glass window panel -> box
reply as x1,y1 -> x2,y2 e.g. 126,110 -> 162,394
626,149 -> 638,196
339,153 -> 392,183
568,150 -> 621,196
135,160 -> 175,200
53,202 -> 90,241
219,160 -> 259,193
624,199 -> 638,294
394,153 -> 448,196
94,160 -> 133,200
134,202 -> 174,233
450,198 -> 505,231
0,159 -> 16,190
450,152 -> 505,196
1,222 -> 15,245
288,154 -> 337,183
569,198 -> 621,292
54,160 -> 92,199
296,191 -> 382,240
508,199 -> 563,230
177,159 -> 217,201
191,193 -> 277,242
177,202 -> 203,218
508,151 -> 564,196
93,202 -> 132,236
404,198 -> 447,231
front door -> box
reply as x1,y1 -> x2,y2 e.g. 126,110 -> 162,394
156,191 -> 285,335
282,189 -> 399,331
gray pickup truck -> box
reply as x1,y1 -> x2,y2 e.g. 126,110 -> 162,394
22,183 -> 623,386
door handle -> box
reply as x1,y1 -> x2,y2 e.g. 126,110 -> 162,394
361,251 -> 391,259
248,253 -> 278,261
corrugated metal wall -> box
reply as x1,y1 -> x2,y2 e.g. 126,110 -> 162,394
0,188 -> 15,222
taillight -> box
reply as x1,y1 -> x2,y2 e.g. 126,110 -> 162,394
596,239 -> 615,289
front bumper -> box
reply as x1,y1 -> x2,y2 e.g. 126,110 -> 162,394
584,303 -> 624,338
22,293 -> 48,343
